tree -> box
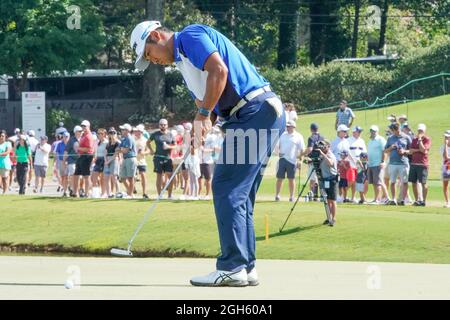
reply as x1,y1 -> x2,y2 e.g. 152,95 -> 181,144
309,0 -> 351,66
142,0 -> 165,120
277,0 -> 300,69
0,0 -> 105,94
351,0 -> 362,57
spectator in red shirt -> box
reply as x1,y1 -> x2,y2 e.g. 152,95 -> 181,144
408,123 -> 431,206
73,120 -> 95,197
337,150 -> 350,202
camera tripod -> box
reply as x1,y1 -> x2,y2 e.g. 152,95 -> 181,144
279,166 -> 333,233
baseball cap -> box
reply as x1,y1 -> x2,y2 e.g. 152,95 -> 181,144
175,125 -> 184,134
27,130 -> 35,137
80,120 -> 90,127
19,134 -> 27,140
444,130 -> 450,138
337,124 -> 349,132
286,120 -> 296,128
135,124 -> 145,132
14,128 -> 20,134
73,125 -> 82,133
398,114 -> 407,120
389,123 -> 400,130
310,123 -> 319,130
119,123 -> 132,131
417,123 -> 426,131
130,21 -> 162,71
159,118 -> 168,125
184,122 -> 193,131
108,127 -> 117,134
360,152 -> 368,158
63,132 -> 70,138
40,135 -> 48,140
370,125 -> 379,132
352,126 -> 363,132
339,150 -> 349,156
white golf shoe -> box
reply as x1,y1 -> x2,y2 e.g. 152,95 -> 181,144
247,268 -> 259,286
190,269 -> 248,287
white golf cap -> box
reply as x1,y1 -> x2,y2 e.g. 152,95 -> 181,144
183,122 -> 192,131
286,120 -> 296,128
370,125 -> 379,132
19,134 -> 27,140
135,124 -> 145,132
337,124 -> 349,132
73,125 -> 82,133
27,130 -> 35,136
119,123 -> 132,131
81,120 -> 90,127
159,118 -> 168,125
398,114 -> 407,120
130,20 -> 162,71
14,128 -> 20,133
175,125 -> 184,134
417,123 -> 426,131
445,130 -> 450,137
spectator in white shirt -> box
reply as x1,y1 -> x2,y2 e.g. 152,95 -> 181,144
348,126 -> 367,202
284,102 -> 298,123
199,131 -> 216,200
33,136 -> 51,193
331,124 -> 350,160
275,120 -> 305,202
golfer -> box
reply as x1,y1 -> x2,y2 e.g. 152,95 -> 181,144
130,21 -> 285,286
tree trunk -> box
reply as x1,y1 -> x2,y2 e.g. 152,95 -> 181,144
277,0 -> 299,69
143,0 -> 165,120
351,0 -> 361,58
377,0 -> 388,55
309,0 -> 325,66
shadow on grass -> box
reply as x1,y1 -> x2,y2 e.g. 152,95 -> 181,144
0,282 -> 191,288
256,224 -> 323,241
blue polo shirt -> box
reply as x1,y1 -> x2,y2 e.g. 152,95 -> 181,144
173,24 -> 269,118
120,135 -> 136,159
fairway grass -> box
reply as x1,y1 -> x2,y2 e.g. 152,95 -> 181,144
1,196 -> 449,264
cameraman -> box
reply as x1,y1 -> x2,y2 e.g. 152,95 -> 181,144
315,140 -> 338,226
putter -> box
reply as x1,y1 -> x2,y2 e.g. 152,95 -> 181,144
111,147 -> 191,257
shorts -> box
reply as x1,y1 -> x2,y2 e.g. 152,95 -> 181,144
59,163 -> 68,177
408,164 -> 428,184
137,165 -> 147,173
93,158 -> 105,173
443,163 -> 450,181
153,157 -> 173,174
388,164 -> 409,184
34,165 -> 48,178
276,158 -> 296,179
338,178 -> 348,188
356,183 -> 365,193
319,179 -> 338,201
200,163 -> 212,180
367,166 -> 384,185
103,159 -> 118,176
75,154 -> 94,176
0,168 -> 10,178
346,167 -> 357,183
120,157 -> 137,179
67,163 -> 76,176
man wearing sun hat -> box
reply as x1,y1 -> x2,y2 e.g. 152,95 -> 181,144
130,20 -> 285,286
367,125 -> 389,204
408,123 -> 431,206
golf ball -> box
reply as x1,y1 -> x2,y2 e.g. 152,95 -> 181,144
64,279 -> 74,289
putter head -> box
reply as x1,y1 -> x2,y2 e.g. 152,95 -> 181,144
110,248 -> 133,257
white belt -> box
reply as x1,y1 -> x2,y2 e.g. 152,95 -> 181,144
229,85 -> 272,116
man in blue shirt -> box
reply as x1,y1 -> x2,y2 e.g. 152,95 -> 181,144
118,123 -> 137,198
130,21 -> 286,286
384,123 -> 412,205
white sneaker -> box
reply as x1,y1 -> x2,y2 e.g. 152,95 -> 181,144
203,195 -> 210,201
247,268 -> 259,286
190,269 -> 248,287
179,195 -> 186,201
444,203 -> 450,208
167,195 -> 174,200
275,196 -> 280,202
289,197 -> 294,202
